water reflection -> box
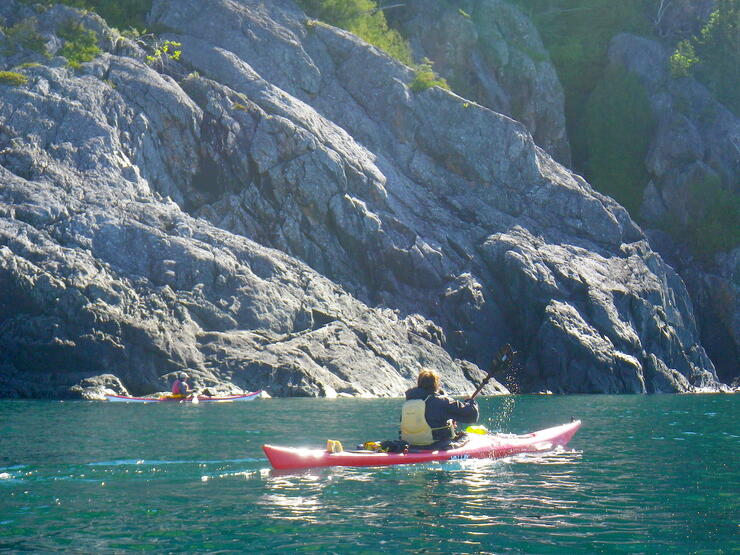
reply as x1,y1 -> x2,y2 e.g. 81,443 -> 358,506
258,472 -> 337,524
260,493 -> 323,522
255,446 -> 586,545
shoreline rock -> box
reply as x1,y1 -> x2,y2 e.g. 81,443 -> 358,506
0,0 -> 726,397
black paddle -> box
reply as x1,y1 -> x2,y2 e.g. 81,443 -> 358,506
469,344 -> 515,401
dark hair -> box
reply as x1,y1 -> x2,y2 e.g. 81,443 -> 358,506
417,368 -> 440,392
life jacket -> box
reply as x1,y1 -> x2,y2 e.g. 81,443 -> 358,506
400,396 -> 454,446
172,380 -> 185,395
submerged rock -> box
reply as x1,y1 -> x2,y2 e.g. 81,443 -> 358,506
68,374 -> 128,400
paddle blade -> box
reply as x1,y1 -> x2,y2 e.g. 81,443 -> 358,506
490,344 -> 515,373
470,344 -> 517,400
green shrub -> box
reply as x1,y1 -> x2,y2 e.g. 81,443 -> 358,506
669,0 -> 739,113
506,0 -> 651,173
19,0 -> 152,31
296,0 -> 413,65
58,20 -> 101,69
410,58 -> 450,92
686,176 -> 740,255
82,0 -> 152,31
1,18 -> 49,57
145,39 -> 181,69
0,71 -> 29,86
583,66 -> 655,215
669,40 -> 699,77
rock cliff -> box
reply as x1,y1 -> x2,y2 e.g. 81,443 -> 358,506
606,32 -> 738,384
0,0 -> 723,397
386,0 -> 571,166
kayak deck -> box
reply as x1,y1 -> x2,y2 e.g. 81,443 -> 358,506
263,420 -> 581,470
105,391 -> 263,403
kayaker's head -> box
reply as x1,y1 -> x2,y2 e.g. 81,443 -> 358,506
180,372 -> 189,381
417,368 -> 440,393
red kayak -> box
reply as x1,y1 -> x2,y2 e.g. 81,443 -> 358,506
263,420 -> 581,470
105,391 -> 263,403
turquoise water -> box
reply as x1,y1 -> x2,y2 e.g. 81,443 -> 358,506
1,395 -> 737,553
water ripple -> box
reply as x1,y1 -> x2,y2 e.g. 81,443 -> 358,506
2,395 -> 738,553
86,457 -> 260,466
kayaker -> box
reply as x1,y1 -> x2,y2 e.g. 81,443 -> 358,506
400,368 -> 479,448
171,372 -> 192,398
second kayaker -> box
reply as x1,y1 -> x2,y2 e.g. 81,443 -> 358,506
400,368 -> 479,448
171,372 -> 192,398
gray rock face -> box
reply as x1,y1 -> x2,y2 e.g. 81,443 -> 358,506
386,0 -> 571,166
609,35 -> 738,196
0,0 -> 723,397
607,33 -> 739,383
0,1 -> 506,399
646,231 -> 740,385
149,0 -> 719,392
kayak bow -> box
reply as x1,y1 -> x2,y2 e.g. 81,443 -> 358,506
263,420 -> 581,470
